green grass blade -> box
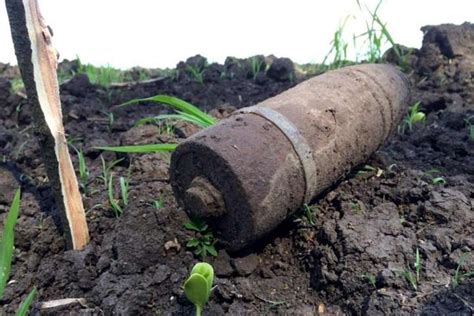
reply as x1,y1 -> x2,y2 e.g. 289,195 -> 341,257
135,113 -> 209,128
95,144 -> 177,153
15,287 -> 36,316
0,189 -> 21,297
120,95 -> 216,126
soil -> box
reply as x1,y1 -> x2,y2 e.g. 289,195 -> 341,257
0,23 -> 473,315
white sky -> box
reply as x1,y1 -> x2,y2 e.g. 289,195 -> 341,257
0,0 -> 473,69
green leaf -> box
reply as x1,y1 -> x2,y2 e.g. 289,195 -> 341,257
16,287 -> 36,316
204,245 -> 218,257
190,262 -> 214,293
184,273 -> 209,309
0,189 -> 21,297
94,144 -> 177,153
120,95 -> 216,127
186,239 -> 200,247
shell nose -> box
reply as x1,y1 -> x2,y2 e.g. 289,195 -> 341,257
184,177 -> 226,219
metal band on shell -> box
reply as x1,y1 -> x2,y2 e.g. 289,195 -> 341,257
236,106 -> 317,203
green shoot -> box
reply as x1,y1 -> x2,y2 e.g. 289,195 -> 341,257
98,95 -> 216,154
184,219 -> 217,258
302,204 -> 316,226
321,15 -> 351,70
398,102 -> 426,134
121,95 -> 216,127
356,164 -> 384,178
103,111 -> 115,132
184,262 -> 214,316
98,156 -> 124,189
108,174 -> 123,217
77,59 -> 127,87
9,78 -> 24,95
360,273 -> 376,288
414,248 -> 421,283
119,176 -> 129,206
249,56 -> 265,80
95,144 -> 177,153
15,287 -> 36,316
432,177 -> 446,185
465,117 -> 474,140
186,65 -> 205,85
400,270 -> 417,291
452,252 -> 473,287
72,146 -> 89,192
151,194 -> 164,209
0,189 -> 21,297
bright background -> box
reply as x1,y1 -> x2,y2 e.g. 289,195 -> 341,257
0,0 -> 473,69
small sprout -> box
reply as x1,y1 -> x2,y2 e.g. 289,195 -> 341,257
184,219 -> 218,258
184,262 -> 214,316
452,252 -> 473,287
96,95 -> 216,154
356,164 -> 383,178
249,56 -> 265,80
414,248 -> 421,283
0,189 -> 36,315
108,174 -> 123,217
151,194 -> 164,209
432,176 -> 446,185
360,273 -> 376,288
401,270 -> 417,291
464,117 -> 474,140
300,204 -> 316,225
398,101 -> 425,134
71,146 -> 89,193
16,287 -> 37,316
186,65 -> 205,85
119,176 -> 129,206
0,189 -> 21,297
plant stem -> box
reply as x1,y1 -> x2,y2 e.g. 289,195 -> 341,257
195,305 -> 202,316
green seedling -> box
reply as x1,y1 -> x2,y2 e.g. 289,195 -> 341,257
108,174 -> 123,217
98,156 -> 124,189
432,176 -> 446,185
151,194 -> 164,209
71,146 -> 89,192
400,270 -> 417,291
0,189 -> 36,315
321,15 -> 351,70
77,58 -> 125,87
16,288 -> 37,316
100,111 -> 115,132
0,189 -> 21,297
414,248 -> 421,283
399,102 -> 426,134
356,164 -> 384,178
360,273 -> 376,288
119,176 -> 129,206
97,95 -> 216,154
123,95 -> 216,127
9,78 -> 24,95
465,117 -> 474,140
96,144 -> 177,153
184,219 -> 217,258
249,56 -> 265,80
301,204 -> 316,226
399,248 -> 421,291
452,252 -> 473,287
186,65 -> 205,85
184,262 -> 214,316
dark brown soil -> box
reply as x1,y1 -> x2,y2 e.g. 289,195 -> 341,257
0,23 -> 473,315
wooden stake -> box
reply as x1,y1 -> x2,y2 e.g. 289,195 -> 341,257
6,0 -> 89,250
